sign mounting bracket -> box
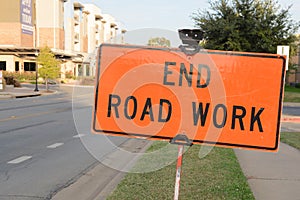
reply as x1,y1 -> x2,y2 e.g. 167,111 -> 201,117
171,29 -> 204,200
178,29 -> 203,55
170,134 -> 193,147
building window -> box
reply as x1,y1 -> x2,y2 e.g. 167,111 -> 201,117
86,65 -> 90,76
78,64 -> 83,76
0,61 -> 6,71
15,61 -> 20,71
24,62 -> 36,71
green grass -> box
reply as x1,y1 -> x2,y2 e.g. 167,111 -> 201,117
284,86 -> 300,102
107,142 -> 254,200
285,86 -> 300,93
281,132 -> 300,150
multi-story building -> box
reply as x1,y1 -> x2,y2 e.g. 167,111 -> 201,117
0,0 -> 122,79
0,0 -> 37,73
64,0 -> 89,78
288,45 -> 300,85
36,0 -> 66,50
82,4 -> 119,77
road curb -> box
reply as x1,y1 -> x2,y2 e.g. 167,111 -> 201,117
13,93 -> 41,98
0,94 -> 13,99
281,116 -> 300,123
51,139 -> 152,200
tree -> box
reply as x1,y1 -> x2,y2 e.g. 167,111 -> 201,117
192,0 -> 300,53
148,37 -> 171,47
37,46 -> 61,91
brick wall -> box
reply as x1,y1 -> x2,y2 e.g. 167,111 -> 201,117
82,36 -> 88,52
38,27 -> 64,49
0,23 -> 22,46
21,33 -> 34,47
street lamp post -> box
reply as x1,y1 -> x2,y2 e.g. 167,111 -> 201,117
34,2 -> 39,92
34,51 -> 39,92
121,29 -> 127,44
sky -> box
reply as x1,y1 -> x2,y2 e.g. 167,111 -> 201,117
79,0 -> 300,32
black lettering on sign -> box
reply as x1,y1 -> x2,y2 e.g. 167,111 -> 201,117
124,96 -> 137,120
192,102 -> 210,126
231,105 -> 246,130
163,62 -> 211,88
197,64 -> 211,88
213,104 -> 227,128
179,63 -> 193,87
191,102 -> 264,132
107,94 -> 173,123
107,94 -> 121,118
163,62 -> 176,86
250,107 -> 264,132
158,99 -> 172,122
140,98 -> 154,121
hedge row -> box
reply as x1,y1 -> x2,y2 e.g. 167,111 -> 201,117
3,71 -> 36,81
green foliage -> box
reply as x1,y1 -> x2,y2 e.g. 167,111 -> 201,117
281,132 -> 300,150
285,85 -> 300,93
284,86 -> 300,102
65,70 -> 75,79
37,46 -> 61,81
192,0 -> 300,54
148,37 -> 171,47
107,142 -> 254,200
3,71 -> 36,81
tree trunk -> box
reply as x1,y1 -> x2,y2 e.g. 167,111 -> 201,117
46,77 -> 49,91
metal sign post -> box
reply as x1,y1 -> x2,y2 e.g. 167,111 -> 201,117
170,134 -> 193,200
0,70 -> 3,91
170,29 -> 202,200
174,144 -> 184,200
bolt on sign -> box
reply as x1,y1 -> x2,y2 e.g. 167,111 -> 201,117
92,44 -> 285,151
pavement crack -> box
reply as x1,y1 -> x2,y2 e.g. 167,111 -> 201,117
0,195 -> 45,199
4,170 -> 10,181
247,176 -> 300,181
0,120 -> 56,135
0,101 -> 69,112
46,160 -> 99,200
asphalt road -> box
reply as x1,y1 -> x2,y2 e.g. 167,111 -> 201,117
281,104 -> 300,132
0,85 -> 128,200
282,105 -> 300,116
0,84 -> 299,200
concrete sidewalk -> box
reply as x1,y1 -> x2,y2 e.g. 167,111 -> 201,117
0,85 -> 55,99
0,82 -> 89,99
235,143 -> 300,200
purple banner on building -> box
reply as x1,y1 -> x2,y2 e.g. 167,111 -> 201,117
20,0 -> 33,35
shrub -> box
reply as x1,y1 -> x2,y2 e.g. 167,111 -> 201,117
79,77 -> 95,86
3,71 -> 36,81
65,70 -> 75,79
3,76 -> 21,87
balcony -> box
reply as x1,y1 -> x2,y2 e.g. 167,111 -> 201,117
95,24 -> 99,33
74,14 -> 79,25
95,14 -> 103,21
74,33 -> 79,43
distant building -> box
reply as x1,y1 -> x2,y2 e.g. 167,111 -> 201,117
287,35 -> 300,85
0,0 -> 122,79
0,0 -> 38,73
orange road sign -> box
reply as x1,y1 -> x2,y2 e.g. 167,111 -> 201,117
92,43 -> 285,151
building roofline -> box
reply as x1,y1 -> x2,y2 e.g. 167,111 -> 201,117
74,2 -> 84,9
95,14 -> 103,20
